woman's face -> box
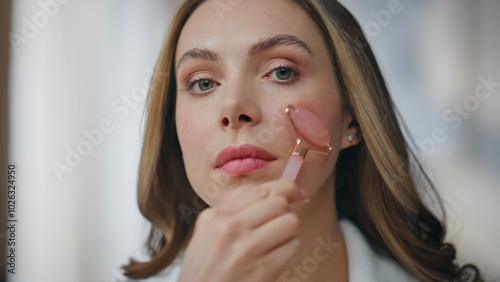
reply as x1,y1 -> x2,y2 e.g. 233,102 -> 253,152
175,0 -> 353,206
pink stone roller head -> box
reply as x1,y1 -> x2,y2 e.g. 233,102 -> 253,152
281,105 -> 332,181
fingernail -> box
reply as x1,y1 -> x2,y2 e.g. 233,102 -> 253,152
299,188 -> 309,201
255,187 -> 269,199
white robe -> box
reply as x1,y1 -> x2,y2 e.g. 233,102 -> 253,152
135,219 -> 420,282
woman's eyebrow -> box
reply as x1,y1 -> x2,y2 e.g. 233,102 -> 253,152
177,48 -> 219,71
176,35 -> 312,71
249,34 -> 313,57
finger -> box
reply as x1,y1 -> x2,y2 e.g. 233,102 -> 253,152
267,179 -> 308,205
214,184 -> 272,215
259,237 -> 301,273
235,193 -> 299,229
259,237 -> 301,280
216,179 -> 305,215
250,211 -> 300,257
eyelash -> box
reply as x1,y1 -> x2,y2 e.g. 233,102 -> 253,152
270,64 -> 301,85
183,64 -> 301,95
184,78 -> 214,94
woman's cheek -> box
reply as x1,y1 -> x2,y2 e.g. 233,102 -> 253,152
176,112 -> 205,184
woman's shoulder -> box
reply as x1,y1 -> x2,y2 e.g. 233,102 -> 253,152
339,219 -> 421,282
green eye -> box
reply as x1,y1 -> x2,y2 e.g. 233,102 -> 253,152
197,79 -> 214,91
276,68 -> 293,80
270,65 -> 299,82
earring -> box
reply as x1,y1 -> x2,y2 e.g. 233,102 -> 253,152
346,134 -> 360,142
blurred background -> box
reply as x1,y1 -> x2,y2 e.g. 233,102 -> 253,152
1,0 -> 499,281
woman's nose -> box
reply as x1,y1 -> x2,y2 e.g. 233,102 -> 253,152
219,82 -> 261,129
221,112 -> 253,127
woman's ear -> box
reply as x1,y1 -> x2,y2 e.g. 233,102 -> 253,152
340,115 -> 362,149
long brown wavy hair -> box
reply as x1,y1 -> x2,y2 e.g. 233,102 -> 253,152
123,0 -> 482,281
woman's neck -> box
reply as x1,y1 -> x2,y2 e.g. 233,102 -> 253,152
277,174 -> 348,282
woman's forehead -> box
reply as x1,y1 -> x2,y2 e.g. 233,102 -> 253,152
175,0 -> 324,62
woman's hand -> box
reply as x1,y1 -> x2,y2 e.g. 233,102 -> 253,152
178,179 -> 308,282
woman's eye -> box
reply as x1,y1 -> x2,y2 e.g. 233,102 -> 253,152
186,78 -> 216,94
196,79 -> 214,91
269,66 -> 299,82
276,68 -> 293,80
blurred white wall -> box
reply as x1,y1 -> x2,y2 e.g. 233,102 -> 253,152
8,1 -> 173,281
7,0 -> 500,281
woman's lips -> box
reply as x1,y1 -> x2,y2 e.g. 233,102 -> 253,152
216,144 -> 277,175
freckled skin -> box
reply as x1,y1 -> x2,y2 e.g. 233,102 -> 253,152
175,0 -> 357,206
175,1 -> 356,281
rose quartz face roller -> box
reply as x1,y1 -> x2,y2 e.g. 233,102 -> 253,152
281,105 -> 332,180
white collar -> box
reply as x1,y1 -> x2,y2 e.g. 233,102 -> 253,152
339,219 -> 421,282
